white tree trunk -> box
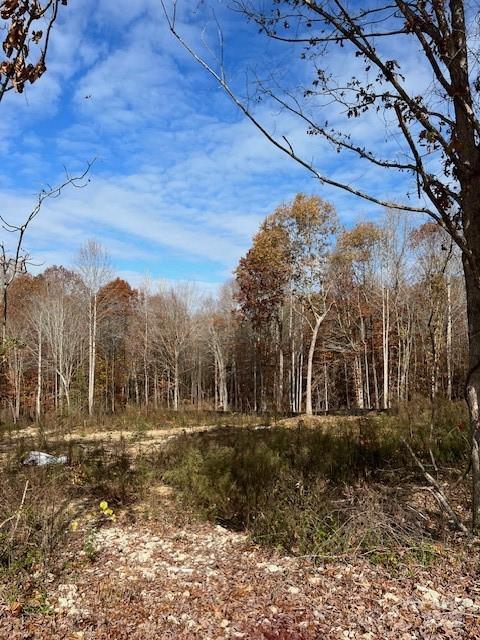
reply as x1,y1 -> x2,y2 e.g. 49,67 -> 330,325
353,354 -> 364,409
36,325 -> 42,421
174,351 -> 179,411
446,278 -> 453,400
88,295 -> 97,416
305,314 -> 323,416
144,302 -> 149,406
382,285 -> 390,409
57,369 -> 71,408
324,361 -> 329,412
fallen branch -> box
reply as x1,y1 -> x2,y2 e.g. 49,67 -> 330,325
9,479 -> 29,543
403,439 -> 469,534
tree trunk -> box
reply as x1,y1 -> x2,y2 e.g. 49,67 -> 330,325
360,316 -> 371,408
2,281 -> 7,346
276,317 -> 284,412
446,278 -> 453,401
134,370 -> 139,405
323,361 -> 329,412
88,295 -> 97,416
57,370 -> 70,409
278,343 -> 284,413
111,358 -> 115,413
463,255 -> 480,529
214,357 -> 218,410
36,325 -> 42,421
153,366 -> 158,409
174,351 -> 179,411
220,358 -> 228,412
166,369 -> 171,409
143,303 -> 149,407
449,0 -> 480,527
298,348 -> 303,413
12,346 -> 21,422
289,296 -> 295,412
353,354 -> 364,409
372,332 -> 380,410
305,314 -> 322,416
429,325 -> 439,402
382,285 -> 390,409
253,341 -> 257,412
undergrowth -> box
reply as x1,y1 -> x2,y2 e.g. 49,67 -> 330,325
0,401 -> 470,584
155,402 -> 468,569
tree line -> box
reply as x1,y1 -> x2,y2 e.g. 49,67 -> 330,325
0,197 -> 467,422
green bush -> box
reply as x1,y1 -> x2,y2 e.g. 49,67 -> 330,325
156,404 -> 468,564
77,442 -> 149,505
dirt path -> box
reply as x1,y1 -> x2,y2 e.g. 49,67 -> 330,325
0,424 -> 224,463
60,424 -> 220,456
1,489 -> 479,639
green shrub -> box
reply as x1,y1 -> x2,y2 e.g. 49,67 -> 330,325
77,442 -> 148,505
155,405 -> 468,565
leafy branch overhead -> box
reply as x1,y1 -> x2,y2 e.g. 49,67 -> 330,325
0,0 -> 67,101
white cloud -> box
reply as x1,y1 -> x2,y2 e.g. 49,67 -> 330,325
0,0 -> 432,293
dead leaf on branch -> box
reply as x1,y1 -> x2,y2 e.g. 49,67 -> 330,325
0,1 -> 64,95
0,1 -> 21,21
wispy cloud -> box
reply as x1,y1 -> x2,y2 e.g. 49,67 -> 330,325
0,0 -> 428,292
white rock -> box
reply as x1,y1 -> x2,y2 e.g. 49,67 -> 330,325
383,592 -> 400,603
266,564 -> 282,573
417,585 -> 442,607
462,597 -> 475,608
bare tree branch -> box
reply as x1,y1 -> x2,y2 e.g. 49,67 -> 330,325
0,159 -> 95,344
160,1 -> 436,217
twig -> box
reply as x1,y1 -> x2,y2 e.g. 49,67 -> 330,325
0,514 -> 15,530
9,479 -> 29,543
452,455 -> 472,489
405,503 -> 429,522
403,439 -> 468,534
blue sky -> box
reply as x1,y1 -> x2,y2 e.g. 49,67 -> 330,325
0,0 -> 431,293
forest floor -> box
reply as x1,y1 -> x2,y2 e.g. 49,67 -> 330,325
1,409 -> 479,639
1,479 -> 480,640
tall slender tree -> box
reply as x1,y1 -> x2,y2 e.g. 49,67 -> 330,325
76,240 -> 112,416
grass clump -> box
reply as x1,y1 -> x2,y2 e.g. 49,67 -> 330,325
75,441 -> 151,505
0,466 -> 72,575
0,440 -> 146,586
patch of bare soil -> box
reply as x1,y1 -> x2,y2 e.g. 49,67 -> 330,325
1,489 -> 479,639
61,424 -> 217,443
276,414 -> 362,429
0,425 -> 223,463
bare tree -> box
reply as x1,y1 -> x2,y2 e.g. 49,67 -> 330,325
33,267 -> 85,411
278,195 -> 337,415
207,283 -> 236,412
152,283 -> 198,411
162,0 -> 480,528
76,239 -> 112,415
0,164 -> 93,348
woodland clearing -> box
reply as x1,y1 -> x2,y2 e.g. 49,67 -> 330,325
0,408 -> 478,639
